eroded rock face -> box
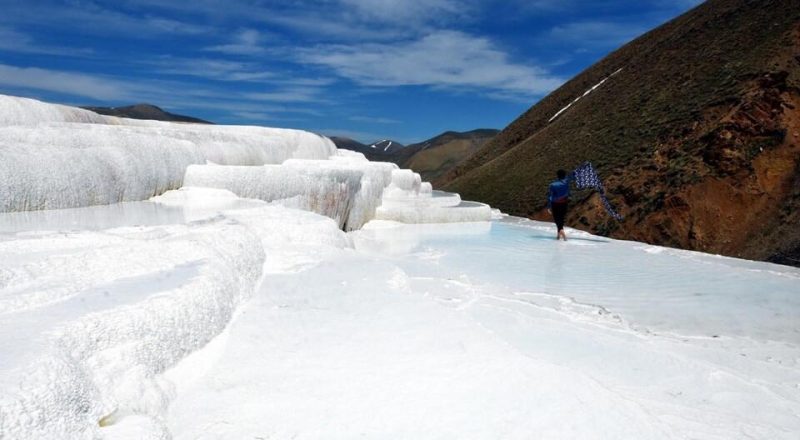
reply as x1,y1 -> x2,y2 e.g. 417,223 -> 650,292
573,73 -> 800,262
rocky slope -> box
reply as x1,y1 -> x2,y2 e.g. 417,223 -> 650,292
440,0 -> 800,266
83,104 -> 211,124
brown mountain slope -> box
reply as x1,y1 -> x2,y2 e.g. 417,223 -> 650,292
440,0 -> 800,265
397,129 -> 499,181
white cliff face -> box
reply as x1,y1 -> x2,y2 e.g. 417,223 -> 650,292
375,170 -> 491,224
184,164 -> 365,230
184,152 -> 490,230
0,95 -> 336,212
0,94 -> 489,227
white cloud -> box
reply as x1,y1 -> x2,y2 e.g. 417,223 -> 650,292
0,62 -> 306,107
228,111 -> 317,124
277,77 -> 337,87
244,87 -> 327,104
144,16 -> 210,34
125,0 -> 470,40
339,0 -> 467,22
0,2 -> 212,38
0,63 -> 332,127
0,64 -> 134,101
185,100 -> 325,118
301,30 -> 563,98
349,116 -> 402,124
146,56 -> 334,87
205,28 -> 267,55
149,56 -> 277,82
258,12 -> 415,42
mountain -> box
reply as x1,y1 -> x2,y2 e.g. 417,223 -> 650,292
330,137 -> 405,160
331,130 -> 499,181
329,136 -> 369,154
369,139 -> 405,155
396,129 -> 500,181
439,0 -> 800,266
83,104 -> 211,124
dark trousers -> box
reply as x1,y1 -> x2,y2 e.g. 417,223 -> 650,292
552,202 -> 568,231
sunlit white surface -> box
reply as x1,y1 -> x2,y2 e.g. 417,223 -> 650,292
0,193 -> 351,439
363,217 -> 800,342
1,194 -> 799,438
0,94 -> 484,228
164,218 -> 800,439
0,95 -> 336,212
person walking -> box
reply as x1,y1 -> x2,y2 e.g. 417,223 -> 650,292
547,169 -> 574,241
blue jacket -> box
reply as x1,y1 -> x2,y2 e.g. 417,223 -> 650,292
547,173 -> 574,208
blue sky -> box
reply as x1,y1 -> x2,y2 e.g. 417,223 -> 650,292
0,0 -> 702,144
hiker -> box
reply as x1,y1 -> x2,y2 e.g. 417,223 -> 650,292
547,169 -> 575,241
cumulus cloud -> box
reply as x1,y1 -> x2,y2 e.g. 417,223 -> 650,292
300,30 -> 563,98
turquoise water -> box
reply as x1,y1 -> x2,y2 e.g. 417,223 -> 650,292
2,199 -> 798,344
353,217 -> 800,344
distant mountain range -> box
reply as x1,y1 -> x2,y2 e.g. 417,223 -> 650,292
439,0 -> 800,266
332,129 -> 499,181
83,104 -> 212,124
329,137 -> 406,159
370,139 -> 406,155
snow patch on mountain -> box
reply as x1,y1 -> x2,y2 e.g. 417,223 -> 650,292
548,68 -> 623,123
